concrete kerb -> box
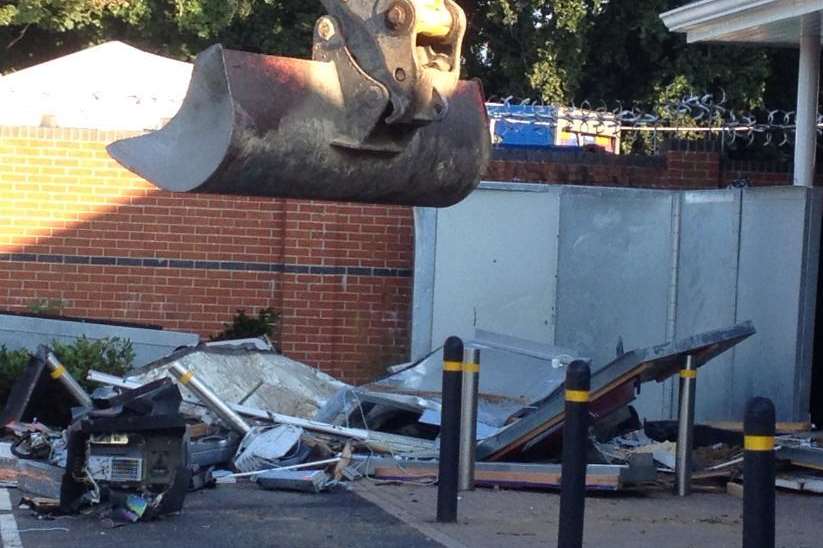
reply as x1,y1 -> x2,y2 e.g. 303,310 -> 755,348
353,482 -> 469,548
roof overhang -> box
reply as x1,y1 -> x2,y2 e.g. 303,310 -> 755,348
661,0 -> 823,45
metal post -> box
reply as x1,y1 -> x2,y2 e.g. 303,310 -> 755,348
675,354 -> 697,496
436,336 -> 463,523
743,397 -> 776,548
168,363 -> 251,434
458,347 -> 480,491
557,360 -> 590,548
42,347 -> 93,408
794,13 -> 821,188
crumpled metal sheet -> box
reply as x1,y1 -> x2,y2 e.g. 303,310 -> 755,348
131,344 -> 348,420
256,469 -> 332,493
310,330 -> 586,445
367,330 -> 586,427
476,322 -> 756,461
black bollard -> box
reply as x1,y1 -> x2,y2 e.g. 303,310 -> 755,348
743,397 -> 776,548
558,360 -> 591,548
437,336 -> 464,523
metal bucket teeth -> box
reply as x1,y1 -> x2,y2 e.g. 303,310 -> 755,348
108,45 -> 490,207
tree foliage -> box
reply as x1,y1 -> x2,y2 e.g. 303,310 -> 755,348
0,0 -> 798,114
464,0 -> 606,103
0,1 -> 321,70
576,0 -> 779,111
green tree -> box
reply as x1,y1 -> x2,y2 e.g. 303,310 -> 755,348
463,0 -> 605,102
0,1 -> 320,72
576,0 -> 775,111
0,0 -> 800,118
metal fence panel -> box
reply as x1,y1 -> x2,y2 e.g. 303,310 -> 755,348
554,187 -> 675,419
796,189 -> 823,421
412,183 -> 821,423
676,190 -> 742,421
429,183 -> 561,348
411,207 -> 437,361
735,187 -> 813,421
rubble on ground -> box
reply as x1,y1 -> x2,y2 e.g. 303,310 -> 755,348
0,325 -> 820,529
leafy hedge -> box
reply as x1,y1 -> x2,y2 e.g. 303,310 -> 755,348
0,345 -> 30,404
0,337 -> 134,408
211,307 -> 279,342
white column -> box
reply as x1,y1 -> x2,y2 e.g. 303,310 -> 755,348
794,13 -> 821,187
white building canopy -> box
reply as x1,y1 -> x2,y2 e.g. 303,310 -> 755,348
662,0 -> 823,45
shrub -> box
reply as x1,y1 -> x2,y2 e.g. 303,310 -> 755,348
51,336 -> 134,391
26,298 -> 69,316
0,345 -> 33,406
0,337 -> 135,409
211,307 -> 280,342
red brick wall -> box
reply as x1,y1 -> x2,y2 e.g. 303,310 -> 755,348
485,149 -> 811,189
0,127 -> 412,383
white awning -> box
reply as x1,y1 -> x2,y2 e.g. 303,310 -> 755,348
661,0 -> 823,45
0,41 -> 192,131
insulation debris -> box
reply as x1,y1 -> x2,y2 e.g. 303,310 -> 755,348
131,342 -> 347,420
234,425 -> 307,473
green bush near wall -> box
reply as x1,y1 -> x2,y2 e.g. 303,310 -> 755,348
0,345 -> 31,406
0,337 -> 134,408
211,308 -> 280,343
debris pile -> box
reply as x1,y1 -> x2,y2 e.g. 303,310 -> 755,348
3,349 -> 189,524
2,321 -> 819,528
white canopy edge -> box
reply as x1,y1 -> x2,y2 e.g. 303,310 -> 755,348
661,0 -> 823,44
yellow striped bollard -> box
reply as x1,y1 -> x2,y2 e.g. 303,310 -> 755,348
743,397 -> 776,548
436,336 -> 463,523
558,360 -> 591,548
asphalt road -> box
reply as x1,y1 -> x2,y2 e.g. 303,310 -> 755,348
3,483 -> 440,548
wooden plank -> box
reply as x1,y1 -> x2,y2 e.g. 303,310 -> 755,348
705,421 -> 811,434
369,461 -> 622,491
186,422 -> 211,439
789,459 -> 823,472
0,462 -> 17,483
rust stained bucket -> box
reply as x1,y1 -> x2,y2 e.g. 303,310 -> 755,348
108,45 -> 491,207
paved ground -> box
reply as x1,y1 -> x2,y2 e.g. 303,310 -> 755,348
2,480 -> 822,547
2,484 -> 439,548
354,481 -> 823,548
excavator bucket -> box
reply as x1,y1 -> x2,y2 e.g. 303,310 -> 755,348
108,1 -> 491,207
109,47 -> 489,207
